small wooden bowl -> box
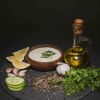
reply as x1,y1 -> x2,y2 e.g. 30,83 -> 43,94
26,44 -> 63,71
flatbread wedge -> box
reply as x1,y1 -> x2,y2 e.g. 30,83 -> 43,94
6,55 -> 24,62
11,58 -> 30,69
6,56 -> 16,62
12,47 -> 29,61
6,47 -> 30,69
6,56 -> 30,69
13,54 -> 24,62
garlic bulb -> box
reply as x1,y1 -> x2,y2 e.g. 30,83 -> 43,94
56,62 -> 70,76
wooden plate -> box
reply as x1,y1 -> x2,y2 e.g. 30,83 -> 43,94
26,44 -> 63,71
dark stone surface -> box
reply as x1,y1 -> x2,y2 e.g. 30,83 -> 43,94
0,62 -> 91,100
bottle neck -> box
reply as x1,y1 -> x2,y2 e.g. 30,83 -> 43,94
73,34 -> 81,48
72,20 -> 83,48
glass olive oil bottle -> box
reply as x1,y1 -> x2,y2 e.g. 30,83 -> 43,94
64,19 -> 90,68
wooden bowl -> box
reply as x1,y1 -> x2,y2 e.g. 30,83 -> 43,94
26,44 -> 63,71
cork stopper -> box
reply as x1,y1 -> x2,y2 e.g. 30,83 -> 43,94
74,19 -> 84,25
73,19 -> 84,35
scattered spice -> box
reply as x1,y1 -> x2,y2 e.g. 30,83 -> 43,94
33,73 -> 63,93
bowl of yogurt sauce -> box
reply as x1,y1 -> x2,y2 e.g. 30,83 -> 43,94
26,44 -> 63,71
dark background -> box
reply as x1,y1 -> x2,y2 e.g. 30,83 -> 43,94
0,0 -> 100,100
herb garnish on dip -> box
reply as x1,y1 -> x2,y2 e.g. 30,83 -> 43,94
41,50 -> 56,58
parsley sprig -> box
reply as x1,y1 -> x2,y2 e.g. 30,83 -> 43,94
50,67 -> 100,96
41,50 -> 56,58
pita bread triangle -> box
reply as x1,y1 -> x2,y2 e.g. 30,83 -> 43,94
12,59 -> 30,69
6,56 -> 16,62
6,47 -> 30,69
12,47 -> 29,61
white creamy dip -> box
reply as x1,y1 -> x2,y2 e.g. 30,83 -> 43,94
28,47 -> 61,62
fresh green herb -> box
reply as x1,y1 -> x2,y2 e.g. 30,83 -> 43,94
41,50 -> 56,58
50,67 -> 100,96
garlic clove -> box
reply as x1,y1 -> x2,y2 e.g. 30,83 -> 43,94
6,68 -> 13,73
18,70 -> 27,77
12,68 -> 20,75
7,73 -> 16,77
